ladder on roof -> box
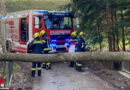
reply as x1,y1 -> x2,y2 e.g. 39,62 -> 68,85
7,9 -> 33,16
5,9 -> 34,18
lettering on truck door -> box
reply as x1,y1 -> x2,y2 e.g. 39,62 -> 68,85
11,19 -> 19,41
5,20 -> 12,39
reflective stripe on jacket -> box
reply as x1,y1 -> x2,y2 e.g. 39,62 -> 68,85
76,37 -> 86,52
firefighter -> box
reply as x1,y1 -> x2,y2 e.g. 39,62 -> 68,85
75,32 -> 86,72
69,32 -> 77,67
28,33 -> 44,77
40,30 -> 51,70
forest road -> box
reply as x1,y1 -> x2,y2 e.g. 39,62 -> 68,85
32,63 -> 116,90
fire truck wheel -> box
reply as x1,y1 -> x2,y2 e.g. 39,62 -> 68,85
6,41 -> 12,52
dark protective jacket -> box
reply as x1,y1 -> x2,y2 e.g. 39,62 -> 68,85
76,37 -> 86,52
27,37 -> 44,54
42,34 -> 51,52
70,36 -> 77,44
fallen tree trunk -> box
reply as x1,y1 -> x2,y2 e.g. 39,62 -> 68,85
0,52 -> 130,62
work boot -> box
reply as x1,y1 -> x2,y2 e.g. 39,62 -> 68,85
78,66 -> 83,72
38,70 -> 41,77
46,63 -> 51,70
75,61 -> 83,72
69,61 -> 75,67
75,66 -> 83,72
31,71 -> 35,77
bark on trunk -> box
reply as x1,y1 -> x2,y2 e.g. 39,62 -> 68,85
121,10 -> 125,51
0,0 -> 6,16
97,24 -> 102,51
112,34 -> 116,51
106,2 -> 113,51
108,36 -> 113,51
0,52 -> 130,62
122,26 -> 125,51
27,0 -> 31,9
115,9 -> 119,51
111,9 -> 116,51
116,32 -> 120,51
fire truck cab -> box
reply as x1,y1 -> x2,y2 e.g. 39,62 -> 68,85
0,10 -> 74,53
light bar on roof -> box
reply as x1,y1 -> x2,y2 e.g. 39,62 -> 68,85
49,11 -> 70,14
64,11 -> 70,14
1,16 -> 6,19
34,10 -> 48,14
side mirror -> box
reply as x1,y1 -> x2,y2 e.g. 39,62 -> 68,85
76,17 -> 80,28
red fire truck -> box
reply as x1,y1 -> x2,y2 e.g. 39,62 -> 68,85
0,10 -> 74,53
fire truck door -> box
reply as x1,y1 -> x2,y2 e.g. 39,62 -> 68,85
20,18 -> 28,42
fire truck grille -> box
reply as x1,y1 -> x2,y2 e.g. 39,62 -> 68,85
51,34 -> 70,44
51,34 -> 70,52
56,48 -> 66,52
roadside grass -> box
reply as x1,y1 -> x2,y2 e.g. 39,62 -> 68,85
6,0 -> 70,12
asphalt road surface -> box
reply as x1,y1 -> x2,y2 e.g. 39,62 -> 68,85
33,63 -> 116,90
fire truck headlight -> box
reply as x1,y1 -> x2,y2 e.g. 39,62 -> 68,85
65,39 -> 70,42
50,44 -> 56,48
65,43 -> 70,48
51,39 -> 57,43
1,83 -> 5,88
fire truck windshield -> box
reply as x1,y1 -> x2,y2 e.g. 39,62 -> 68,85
44,15 -> 73,30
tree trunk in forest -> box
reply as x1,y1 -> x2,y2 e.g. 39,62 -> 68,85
112,34 -> 116,51
121,10 -> 126,51
106,1 -> 113,51
97,24 -> 102,51
111,9 -> 116,51
0,0 -> 6,16
110,3 -> 121,70
28,0 -> 31,9
122,26 -> 125,51
0,52 -> 130,62
116,32 -> 120,51
114,9 -> 119,51
0,0 -> 10,87
108,36 -> 113,51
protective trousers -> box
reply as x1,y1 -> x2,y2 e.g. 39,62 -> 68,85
42,51 -> 51,70
32,62 -> 42,77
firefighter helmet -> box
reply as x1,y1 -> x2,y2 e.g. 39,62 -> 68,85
79,32 -> 84,36
71,32 -> 77,36
33,33 -> 40,38
40,30 -> 46,36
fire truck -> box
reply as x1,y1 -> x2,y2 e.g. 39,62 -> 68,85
0,10 -> 74,53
